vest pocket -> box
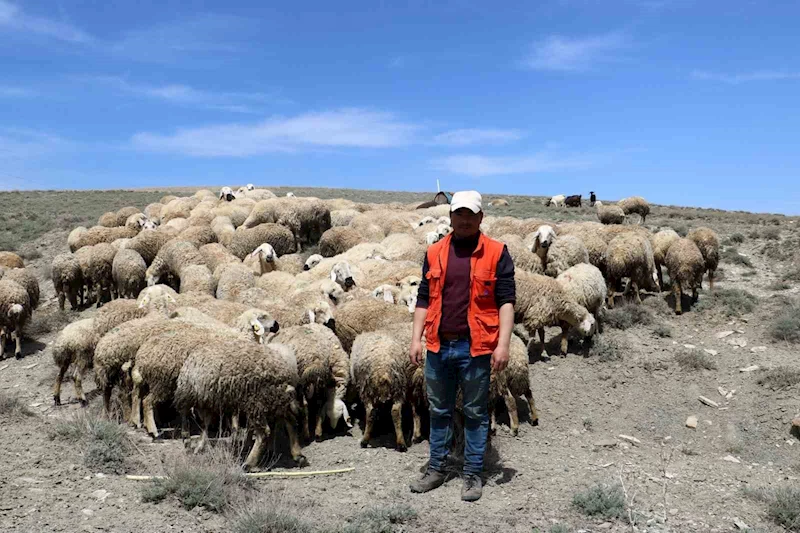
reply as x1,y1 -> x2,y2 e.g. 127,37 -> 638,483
472,273 -> 496,310
474,312 -> 499,350
426,268 -> 442,298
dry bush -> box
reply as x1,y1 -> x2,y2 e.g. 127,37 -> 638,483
573,482 -> 626,519
769,302 -> 800,343
721,247 -> 753,267
49,409 -> 131,473
743,485 -> 800,531
757,367 -> 800,390
604,303 -> 653,330
674,348 -> 717,371
694,288 -> 757,317
589,335 -> 624,362
0,392 -> 35,418
141,445 -> 250,512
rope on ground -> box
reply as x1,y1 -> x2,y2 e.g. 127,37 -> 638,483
125,467 -> 355,481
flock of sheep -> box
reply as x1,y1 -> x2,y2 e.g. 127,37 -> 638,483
0,185 -> 721,469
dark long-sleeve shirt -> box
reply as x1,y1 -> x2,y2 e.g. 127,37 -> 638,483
416,233 -> 515,336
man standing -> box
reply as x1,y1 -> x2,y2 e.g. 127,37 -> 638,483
409,190 -> 516,502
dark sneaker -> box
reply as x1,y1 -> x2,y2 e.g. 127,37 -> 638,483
461,474 -> 483,502
410,468 -> 446,494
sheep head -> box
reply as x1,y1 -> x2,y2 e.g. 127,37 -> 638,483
327,397 -> 352,429
219,187 -> 235,201
425,232 -> 440,245
246,183 -> 255,191
7,303 -> 24,319
304,300 -> 335,330
303,254 -> 323,271
577,312 -> 596,337
531,225 -> 556,258
319,278 -> 344,305
372,285 -> 395,304
250,243 -> 276,264
330,261 -> 355,290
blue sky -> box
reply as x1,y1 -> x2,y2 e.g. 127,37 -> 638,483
2,1 -> 800,214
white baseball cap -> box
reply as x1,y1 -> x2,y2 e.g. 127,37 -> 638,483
450,190 -> 482,213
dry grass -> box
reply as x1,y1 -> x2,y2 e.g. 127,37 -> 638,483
0,392 -> 35,418
49,409 -> 131,473
604,303 -> 653,330
769,302 -> 800,343
589,335 -> 624,362
694,288 -> 757,317
572,482 -> 626,519
141,445 -> 250,512
743,485 -> 800,531
674,348 -> 717,371
757,367 -> 800,390
721,247 -> 754,268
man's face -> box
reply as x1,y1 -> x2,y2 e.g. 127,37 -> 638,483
450,208 -> 483,238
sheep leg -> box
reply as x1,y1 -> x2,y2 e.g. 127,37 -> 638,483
607,280 -> 615,309
673,280 -> 683,315
559,321 -> 569,356
243,426 -> 267,471
656,265 -> 665,292
503,388 -> 520,436
411,404 -> 423,443
142,394 -> 159,438
391,401 -> 407,452
360,402 -> 374,448
631,281 -> 642,304
708,270 -> 715,290
67,289 -> 78,311
57,290 -> 66,311
53,363 -> 69,406
194,410 -> 212,455
691,285 -> 699,304
524,389 -> 539,426
314,409 -> 324,441
130,381 -> 142,428
12,327 -> 22,359
490,408 -> 497,434
301,395 -> 311,441
285,420 -> 308,467
73,364 -> 87,407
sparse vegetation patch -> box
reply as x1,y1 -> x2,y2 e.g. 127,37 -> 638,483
49,410 -> 130,473
674,348 -> 717,371
721,247 -> 753,267
573,482 -> 626,519
769,303 -> 800,343
694,288 -> 757,317
604,303 -> 653,330
757,367 -> 800,390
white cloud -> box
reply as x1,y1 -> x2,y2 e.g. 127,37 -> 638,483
111,14 -> 254,63
521,32 -> 626,72
691,70 -> 800,84
131,108 -> 419,157
432,128 -> 524,147
0,85 -> 33,97
0,0 -> 91,43
83,75 -> 288,113
433,153 -> 592,177
0,128 -> 72,160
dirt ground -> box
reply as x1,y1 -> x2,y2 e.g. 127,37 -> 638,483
0,189 -> 798,533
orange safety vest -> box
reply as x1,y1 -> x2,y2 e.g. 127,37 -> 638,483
423,232 -> 506,357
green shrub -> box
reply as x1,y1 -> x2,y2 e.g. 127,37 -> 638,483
49,410 -> 130,473
694,288 -> 757,317
674,348 -> 717,371
604,303 -> 653,330
652,324 -> 672,338
141,447 -> 249,513
0,393 -> 35,418
769,304 -> 800,343
768,280 -> 792,291
232,506 -> 315,533
337,505 -> 417,533
589,336 -> 624,362
743,485 -> 800,531
721,247 -> 753,267
757,367 -> 800,390
730,233 -> 746,244
573,483 -> 626,519
763,228 -> 781,240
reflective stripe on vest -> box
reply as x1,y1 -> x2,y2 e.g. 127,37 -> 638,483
423,232 -> 506,357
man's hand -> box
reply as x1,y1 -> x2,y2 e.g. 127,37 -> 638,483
491,343 -> 509,372
410,339 -> 424,367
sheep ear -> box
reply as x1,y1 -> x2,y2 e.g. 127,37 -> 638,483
383,291 -> 394,304
307,310 -> 315,324
329,270 -> 337,282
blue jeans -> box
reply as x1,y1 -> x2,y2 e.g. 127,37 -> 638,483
425,339 -> 491,476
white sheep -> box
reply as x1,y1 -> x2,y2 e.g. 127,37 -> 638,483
52,318 -> 97,406
0,279 -> 30,359
556,263 -> 607,337
546,194 -> 566,207
515,271 -> 595,356
304,254 -> 323,271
